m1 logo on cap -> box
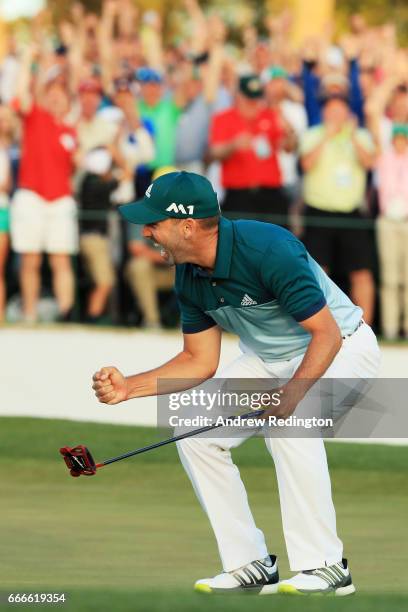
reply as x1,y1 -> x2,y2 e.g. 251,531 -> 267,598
145,184 -> 153,198
166,203 -> 195,215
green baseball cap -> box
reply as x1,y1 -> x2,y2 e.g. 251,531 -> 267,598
119,171 -> 220,225
392,123 -> 408,138
266,65 -> 288,81
239,75 -> 264,99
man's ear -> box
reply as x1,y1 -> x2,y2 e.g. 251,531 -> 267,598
182,218 -> 195,238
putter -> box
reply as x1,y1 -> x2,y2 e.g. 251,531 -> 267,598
59,408 -> 265,477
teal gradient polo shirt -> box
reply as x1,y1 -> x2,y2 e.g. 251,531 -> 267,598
175,217 -> 362,362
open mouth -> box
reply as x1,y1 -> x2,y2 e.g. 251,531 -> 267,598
160,248 -> 170,261
150,237 -> 173,264
153,241 -> 170,261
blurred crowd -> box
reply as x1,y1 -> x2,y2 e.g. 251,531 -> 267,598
0,1 -> 408,339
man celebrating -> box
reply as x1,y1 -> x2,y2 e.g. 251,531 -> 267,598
92,171 -> 380,596
209,75 -> 292,221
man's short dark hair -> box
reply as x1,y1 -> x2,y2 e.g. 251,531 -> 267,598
172,215 -> 220,230
197,215 -> 220,230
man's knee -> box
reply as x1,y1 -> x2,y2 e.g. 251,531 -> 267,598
127,256 -> 151,275
21,253 -> 42,271
125,257 -> 152,286
49,254 -> 72,272
176,435 -> 234,461
176,436 -> 201,455
176,435 -> 216,457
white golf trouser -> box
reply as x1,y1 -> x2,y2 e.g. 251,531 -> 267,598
176,323 -> 381,572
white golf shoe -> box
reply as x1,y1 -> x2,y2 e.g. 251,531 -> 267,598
194,554 -> 279,595
278,558 -> 356,596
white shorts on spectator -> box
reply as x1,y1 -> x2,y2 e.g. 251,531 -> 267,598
11,189 -> 79,254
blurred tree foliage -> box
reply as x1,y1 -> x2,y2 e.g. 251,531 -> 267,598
46,0 -> 408,45
47,0 -> 174,22
336,0 -> 408,44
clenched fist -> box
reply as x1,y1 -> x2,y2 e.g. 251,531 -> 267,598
92,367 -> 128,405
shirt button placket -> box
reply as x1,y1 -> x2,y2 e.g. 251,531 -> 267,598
210,280 -> 224,305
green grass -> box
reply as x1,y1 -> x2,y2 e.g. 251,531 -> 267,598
1,417 -> 407,611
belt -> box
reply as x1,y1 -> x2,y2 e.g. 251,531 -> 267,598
342,319 -> 364,340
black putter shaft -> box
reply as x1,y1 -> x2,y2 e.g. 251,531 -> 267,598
95,408 -> 265,469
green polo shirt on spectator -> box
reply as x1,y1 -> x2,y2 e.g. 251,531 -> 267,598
300,125 -> 375,212
175,217 -> 361,362
137,98 -> 181,169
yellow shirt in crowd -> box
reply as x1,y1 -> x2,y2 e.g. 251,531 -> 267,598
300,125 -> 375,213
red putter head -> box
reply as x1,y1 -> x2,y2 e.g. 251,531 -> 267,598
59,445 -> 97,477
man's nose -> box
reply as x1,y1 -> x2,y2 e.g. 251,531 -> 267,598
142,226 -> 151,238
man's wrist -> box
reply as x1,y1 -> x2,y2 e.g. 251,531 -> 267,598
282,378 -> 314,401
124,376 -> 134,400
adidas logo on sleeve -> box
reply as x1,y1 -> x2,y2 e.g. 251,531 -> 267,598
241,294 -> 258,306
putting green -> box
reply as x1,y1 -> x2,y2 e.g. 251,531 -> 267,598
1,417 -> 407,611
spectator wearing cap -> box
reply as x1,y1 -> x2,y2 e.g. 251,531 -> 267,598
376,123 -> 408,339
263,65 -> 307,207
110,75 -> 155,196
82,75 -> 155,196
76,78 -> 119,158
135,67 -> 184,190
300,93 -> 377,324
10,44 -> 78,323
209,74 -> 291,221
75,75 -> 154,302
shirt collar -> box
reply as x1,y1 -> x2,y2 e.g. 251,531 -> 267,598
192,217 -> 234,279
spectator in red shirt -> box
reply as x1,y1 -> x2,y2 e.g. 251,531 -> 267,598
10,45 -> 78,323
209,75 -> 294,223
